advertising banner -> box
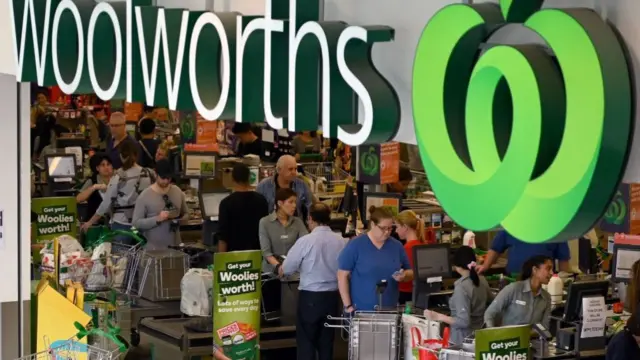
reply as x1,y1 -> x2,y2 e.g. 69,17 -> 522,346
213,250 -> 262,360
32,197 -> 78,242
475,325 -> 531,360
358,142 -> 400,185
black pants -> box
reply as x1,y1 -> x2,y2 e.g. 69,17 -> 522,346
262,274 -> 282,318
399,291 -> 413,305
297,290 -> 339,360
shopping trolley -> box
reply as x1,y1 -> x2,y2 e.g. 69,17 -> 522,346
300,162 -> 350,196
15,332 -> 127,360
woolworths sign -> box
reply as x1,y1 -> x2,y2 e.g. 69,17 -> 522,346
9,0 -> 400,146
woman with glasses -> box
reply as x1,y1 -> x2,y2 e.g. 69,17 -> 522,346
132,159 -> 188,250
338,206 -> 413,313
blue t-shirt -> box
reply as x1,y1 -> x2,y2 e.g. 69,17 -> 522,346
338,234 -> 410,311
491,230 -> 571,275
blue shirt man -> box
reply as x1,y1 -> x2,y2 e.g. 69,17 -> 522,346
480,230 -> 571,275
338,234 -> 411,311
256,155 -> 313,218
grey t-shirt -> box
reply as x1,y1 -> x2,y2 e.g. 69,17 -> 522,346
96,166 -> 154,225
291,136 -> 321,154
259,213 -> 308,272
132,185 -> 188,250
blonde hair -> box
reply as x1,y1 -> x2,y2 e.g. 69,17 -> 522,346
395,210 -> 425,242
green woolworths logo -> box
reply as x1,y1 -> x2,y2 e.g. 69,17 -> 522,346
360,146 -> 379,176
604,191 -> 626,226
412,0 -> 634,242
10,0 -> 400,146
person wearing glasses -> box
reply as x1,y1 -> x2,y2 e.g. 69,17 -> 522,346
132,159 -> 188,250
338,206 -> 413,313
106,112 -> 142,169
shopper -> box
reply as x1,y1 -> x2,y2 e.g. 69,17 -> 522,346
256,154 -> 314,219
232,122 -> 262,157
76,153 -> 114,221
138,117 -> 160,168
259,188 -> 308,317
106,112 -> 142,169
132,159 -> 188,250
338,206 -> 413,312
484,255 -> 553,328
626,260 -> 640,314
217,163 -> 270,252
606,305 -> 640,359
478,230 -> 571,276
280,203 -> 345,360
424,246 -> 492,344
291,131 -> 322,160
387,165 -> 413,197
81,140 -> 154,244
394,210 -> 426,304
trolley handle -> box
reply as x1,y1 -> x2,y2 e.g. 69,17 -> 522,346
97,229 -> 148,247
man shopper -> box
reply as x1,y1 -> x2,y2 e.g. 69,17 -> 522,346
106,112 -> 142,169
280,203 -> 346,360
138,118 -> 160,168
232,123 -> 262,157
256,154 -> 314,219
217,163 -> 270,252
478,230 -> 571,276
132,159 -> 188,250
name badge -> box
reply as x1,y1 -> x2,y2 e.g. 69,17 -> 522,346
281,235 -> 289,239
515,300 -> 527,306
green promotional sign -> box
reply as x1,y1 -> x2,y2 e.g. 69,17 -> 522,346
475,325 -> 531,360
413,0 -> 634,242
31,197 -> 78,242
213,250 -> 262,360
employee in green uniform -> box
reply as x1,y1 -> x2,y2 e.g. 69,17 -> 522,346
484,255 -> 553,329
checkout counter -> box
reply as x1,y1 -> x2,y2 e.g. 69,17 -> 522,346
412,243 -> 633,360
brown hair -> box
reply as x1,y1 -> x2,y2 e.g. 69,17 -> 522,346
275,188 -> 297,209
626,260 -> 640,314
368,206 -> 394,226
119,139 -> 139,170
395,210 -> 425,242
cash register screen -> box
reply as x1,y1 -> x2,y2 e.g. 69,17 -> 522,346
614,246 -> 640,281
47,155 -> 76,178
414,245 -> 451,279
200,192 -> 230,220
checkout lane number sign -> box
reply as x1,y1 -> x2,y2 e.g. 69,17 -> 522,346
412,0 -> 634,243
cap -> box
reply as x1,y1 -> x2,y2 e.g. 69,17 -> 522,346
155,159 -> 174,179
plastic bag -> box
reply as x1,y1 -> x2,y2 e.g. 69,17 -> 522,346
181,268 -> 214,316
402,314 -> 442,360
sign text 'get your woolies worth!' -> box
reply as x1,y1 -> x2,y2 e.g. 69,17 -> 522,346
9,0 -> 401,146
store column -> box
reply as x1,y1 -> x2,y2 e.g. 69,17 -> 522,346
0,74 -> 33,359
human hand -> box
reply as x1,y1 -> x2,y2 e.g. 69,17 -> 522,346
424,310 -> 442,322
392,269 -> 405,282
277,264 -> 285,278
80,222 -> 93,233
344,305 -> 355,315
93,184 -> 107,191
157,211 -> 170,222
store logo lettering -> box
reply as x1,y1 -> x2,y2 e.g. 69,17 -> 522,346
9,0 -> 401,146
412,0 -> 634,242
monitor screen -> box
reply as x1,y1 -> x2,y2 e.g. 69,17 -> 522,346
201,192 -> 230,219
614,247 -> 640,280
126,123 -> 137,136
185,153 -> 216,177
414,245 -> 450,279
47,156 -> 76,178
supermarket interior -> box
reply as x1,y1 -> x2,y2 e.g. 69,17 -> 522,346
3,0 -> 640,359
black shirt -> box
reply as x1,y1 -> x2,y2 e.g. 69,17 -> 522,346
237,139 -> 263,157
606,330 -> 640,360
218,191 -> 269,251
139,138 -> 160,168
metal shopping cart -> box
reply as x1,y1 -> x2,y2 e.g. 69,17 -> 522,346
15,333 -> 126,360
299,162 -> 350,197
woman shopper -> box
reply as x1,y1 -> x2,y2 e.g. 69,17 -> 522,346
76,153 -> 114,222
258,188 -> 308,317
81,140 -> 154,245
395,210 -> 426,304
484,255 -> 553,329
338,206 -> 413,312
424,246 -> 492,344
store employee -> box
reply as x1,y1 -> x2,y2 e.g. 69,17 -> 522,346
478,230 -> 571,275
484,255 -> 553,329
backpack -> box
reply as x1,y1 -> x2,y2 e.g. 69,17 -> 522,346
110,167 -> 156,220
